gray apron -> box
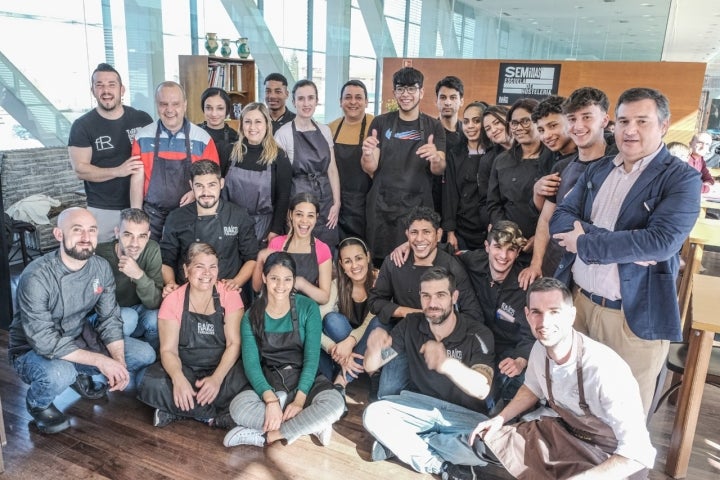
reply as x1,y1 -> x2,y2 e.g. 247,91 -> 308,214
485,332 -> 647,480
224,162 -> 273,242
291,120 -> 338,249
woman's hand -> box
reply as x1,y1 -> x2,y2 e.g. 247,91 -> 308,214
282,391 -> 306,421
326,202 -> 340,229
341,352 -> 365,380
331,336 -> 357,365
195,375 -> 222,406
173,377 -> 196,411
263,401 -> 283,432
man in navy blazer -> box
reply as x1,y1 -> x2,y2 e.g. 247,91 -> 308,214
549,87 -> 701,415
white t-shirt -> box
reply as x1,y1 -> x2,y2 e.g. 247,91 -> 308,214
524,332 -> 657,469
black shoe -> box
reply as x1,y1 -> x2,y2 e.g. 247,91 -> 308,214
210,412 -> 236,430
153,408 -> 182,427
26,400 -> 70,434
70,374 -> 108,400
333,383 -> 348,419
441,462 -> 479,480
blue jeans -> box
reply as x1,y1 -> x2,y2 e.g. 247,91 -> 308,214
363,390 -> 489,474
121,305 -> 159,350
319,313 -> 386,383
13,337 -> 156,409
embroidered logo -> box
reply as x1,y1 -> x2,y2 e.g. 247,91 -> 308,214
446,348 -> 463,361
497,303 -> 516,323
197,322 -> 215,335
223,225 -> 238,236
94,136 -> 114,151
126,127 -> 142,143
92,278 -> 103,295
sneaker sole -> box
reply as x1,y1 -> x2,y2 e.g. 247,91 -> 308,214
32,418 -> 71,434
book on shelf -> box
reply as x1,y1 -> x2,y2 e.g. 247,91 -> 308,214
207,62 -> 243,92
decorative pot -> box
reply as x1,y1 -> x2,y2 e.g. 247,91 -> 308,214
235,37 -> 250,59
205,33 -> 218,55
220,38 -> 232,58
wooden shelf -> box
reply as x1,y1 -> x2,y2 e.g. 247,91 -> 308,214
179,55 -> 256,124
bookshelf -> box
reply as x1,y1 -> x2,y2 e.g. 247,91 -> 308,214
178,55 -> 256,127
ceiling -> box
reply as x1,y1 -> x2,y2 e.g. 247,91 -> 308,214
465,0 -> 720,79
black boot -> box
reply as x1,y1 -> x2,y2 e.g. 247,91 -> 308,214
26,399 -> 70,434
70,374 -> 108,400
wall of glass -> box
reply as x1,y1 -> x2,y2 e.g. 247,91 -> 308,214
2,0 -> 709,150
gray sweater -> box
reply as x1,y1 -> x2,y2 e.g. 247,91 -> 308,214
9,250 -> 123,359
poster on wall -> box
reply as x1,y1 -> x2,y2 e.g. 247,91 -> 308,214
496,63 -> 561,105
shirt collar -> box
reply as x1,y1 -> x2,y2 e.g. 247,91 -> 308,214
612,143 -> 663,172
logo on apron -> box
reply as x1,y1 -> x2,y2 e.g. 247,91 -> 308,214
197,322 -> 216,335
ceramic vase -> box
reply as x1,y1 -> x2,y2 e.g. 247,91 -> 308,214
235,37 -> 250,59
205,33 -> 218,55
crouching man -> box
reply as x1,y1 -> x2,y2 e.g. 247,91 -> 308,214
363,266 -> 495,480
9,208 -> 156,434
469,277 -> 655,479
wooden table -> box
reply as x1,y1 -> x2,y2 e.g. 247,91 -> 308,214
677,219 -> 720,327
665,274 -> 720,478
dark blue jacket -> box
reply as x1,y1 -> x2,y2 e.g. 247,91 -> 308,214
550,147 -> 701,341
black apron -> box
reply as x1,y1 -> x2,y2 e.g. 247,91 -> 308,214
224,162 -> 273,242
143,121 -> 193,240
137,286 -> 247,418
454,151 -> 487,250
291,120 -> 338,248
259,294 -> 332,404
283,236 -> 319,287
332,115 -> 371,240
485,332 -> 647,480
366,112 -> 433,264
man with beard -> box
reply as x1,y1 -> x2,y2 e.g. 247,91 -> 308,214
362,67 -> 446,266
468,278 -> 655,480
264,73 -> 296,133
160,160 -> 258,301
68,63 -> 153,241
363,267 -> 495,479
9,208 -> 156,434
96,208 -> 163,349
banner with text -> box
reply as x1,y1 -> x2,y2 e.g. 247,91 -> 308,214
496,63 -> 561,105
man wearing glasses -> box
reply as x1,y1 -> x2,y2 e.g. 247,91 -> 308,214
362,67 -> 447,267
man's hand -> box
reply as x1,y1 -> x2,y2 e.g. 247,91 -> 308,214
417,134 -> 439,164
522,235 -> 535,253
498,357 -> 527,378
419,340 -> 448,373
362,129 -> 379,156
118,255 -> 144,280
469,415 -> 505,444
534,173 -> 561,198
390,241 -> 410,268
163,282 -> 179,298
96,355 -> 130,392
116,155 -> 144,177
220,278 -> 243,291
179,190 -> 195,207
367,328 -> 392,353
446,231 -> 459,252
518,264 -> 542,290
553,221 -> 585,254
195,375 -> 222,406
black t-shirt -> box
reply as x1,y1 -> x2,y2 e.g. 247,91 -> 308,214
199,122 -> 239,176
68,106 -> 153,209
391,312 -> 494,412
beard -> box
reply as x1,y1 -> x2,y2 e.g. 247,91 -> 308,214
424,306 -> 453,325
64,242 -> 95,261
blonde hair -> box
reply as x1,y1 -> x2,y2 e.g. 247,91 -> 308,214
230,102 -> 280,166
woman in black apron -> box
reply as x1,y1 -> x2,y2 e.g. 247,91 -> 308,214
224,252 -> 345,448
198,87 -> 239,177
274,80 -> 341,251
225,102 -> 292,247
252,193 -> 332,305
137,242 -> 247,428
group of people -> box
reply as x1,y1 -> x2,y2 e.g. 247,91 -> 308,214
8,60 -> 706,480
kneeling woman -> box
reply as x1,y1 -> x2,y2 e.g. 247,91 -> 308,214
225,252 -> 345,447
138,242 -> 247,428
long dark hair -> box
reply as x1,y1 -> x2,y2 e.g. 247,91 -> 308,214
336,237 -> 374,321
286,192 -> 320,245
249,251 -> 296,347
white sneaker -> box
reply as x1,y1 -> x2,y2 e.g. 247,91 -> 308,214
223,426 -> 266,447
313,424 -> 333,446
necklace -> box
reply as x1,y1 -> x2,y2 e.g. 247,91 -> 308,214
523,143 -> 543,159
190,293 -> 213,314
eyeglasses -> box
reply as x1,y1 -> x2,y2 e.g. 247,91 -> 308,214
394,84 -> 420,95
509,117 -> 533,129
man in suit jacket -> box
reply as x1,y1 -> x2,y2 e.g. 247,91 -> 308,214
549,87 -> 701,415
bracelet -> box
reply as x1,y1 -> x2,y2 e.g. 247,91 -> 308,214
265,398 -> 279,405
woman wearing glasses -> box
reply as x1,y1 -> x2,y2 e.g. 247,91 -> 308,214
486,98 -> 554,266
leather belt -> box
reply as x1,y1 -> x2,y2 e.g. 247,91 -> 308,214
579,288 -> 622,310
